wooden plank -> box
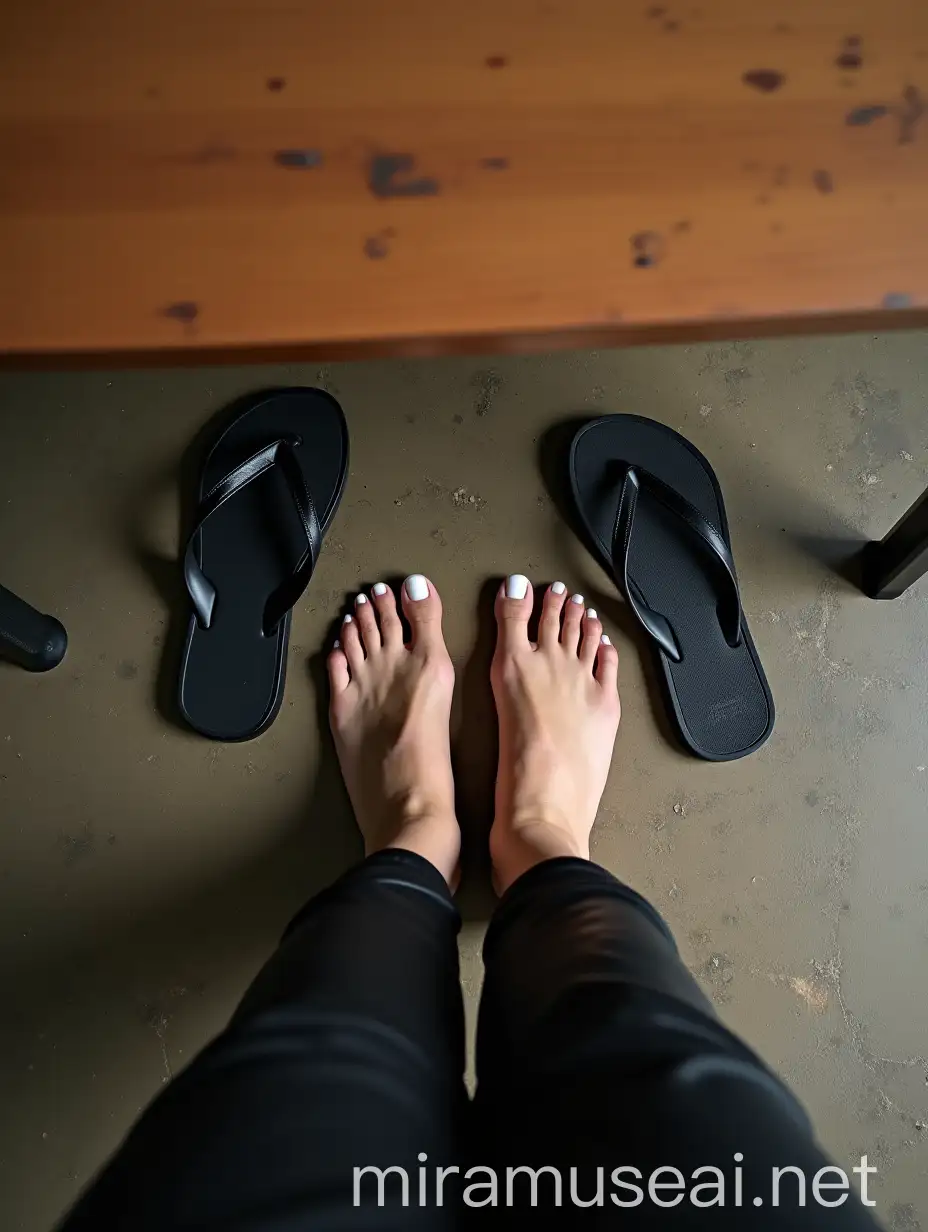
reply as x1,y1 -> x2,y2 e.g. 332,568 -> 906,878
2,0 -> 928,356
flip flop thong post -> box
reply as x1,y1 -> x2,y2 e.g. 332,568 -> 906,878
178,388 -> 349,741
569,414 -> 773,761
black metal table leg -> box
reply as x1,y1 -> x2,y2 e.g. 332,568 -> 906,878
0,584 -> 68,670
861,484 -> 928,599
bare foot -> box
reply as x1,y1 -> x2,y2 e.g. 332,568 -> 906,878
490,575 -> 621,894
327,575 -> 460,886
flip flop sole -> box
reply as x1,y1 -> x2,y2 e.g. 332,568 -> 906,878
569,415 -> 773,761
178,388 -> 348,741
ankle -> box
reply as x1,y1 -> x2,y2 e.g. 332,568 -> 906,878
373,809 -> 461,887
490,815 -> 589,895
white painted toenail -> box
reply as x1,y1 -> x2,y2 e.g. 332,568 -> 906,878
405,574 -> 429,601
343,614 -> 353,624
356,594 -> 368,605
601,634 -> 611,645
551,581 -> 566,595
586,608 -> 597,620
372,583 -> 388,596
506,574 -> 529,600
571,593 -> 584,606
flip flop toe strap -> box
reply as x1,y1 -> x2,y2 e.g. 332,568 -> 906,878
184,437 -> 322,636
610,465 -> 743,663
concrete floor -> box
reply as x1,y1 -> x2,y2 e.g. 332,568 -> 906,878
1,335 -> 927,1229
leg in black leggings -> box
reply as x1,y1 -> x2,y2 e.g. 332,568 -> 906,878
475,856 -> 879,1228
481,577 -> 879,1228
61,849 -> 464,1232
62,576 -> 466,1231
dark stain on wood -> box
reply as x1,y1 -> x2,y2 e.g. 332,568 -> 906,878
743,69 -> 785,92
364,225 -> 396,258
631,230 -> 664,268
163,301 -> 199,324
664,19 -> 680,31
267,77 -> 286,91
364,235 -> 390,260
773,163 -> 790,186
480,156 -> 510,170
836,37 -> 863,70
846,104 -> 889,125
647,5 -> 667,16
812,169 -> 834,193
773,21 -> 793,33
485,54 -> 509,68
274,148 -> 323,169
898,84 -> 925,143
672,219 -> 691,233
368,153 -> 440,198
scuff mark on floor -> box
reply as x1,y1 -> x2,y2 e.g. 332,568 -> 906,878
789,975 -> 829,1013
144,1006 -> 173,1084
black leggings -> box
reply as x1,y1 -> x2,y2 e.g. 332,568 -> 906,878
61,853 -> 877,1229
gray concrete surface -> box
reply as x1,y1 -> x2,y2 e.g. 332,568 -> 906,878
1,334 -> 927,1230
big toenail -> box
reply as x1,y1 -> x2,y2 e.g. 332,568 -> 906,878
506,574 -> 530,600
405,575 -> 429,601
586,608 -> 597,620
372,583 -> 388,596
571,594 -> 584,606
551,581 -> 566,595
356,594 -> 368,605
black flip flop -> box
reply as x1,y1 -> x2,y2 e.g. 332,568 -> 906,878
178,388 -> 349,741
569,415 -> 773,761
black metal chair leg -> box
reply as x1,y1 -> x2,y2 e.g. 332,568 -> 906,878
861,484 -> 928,599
